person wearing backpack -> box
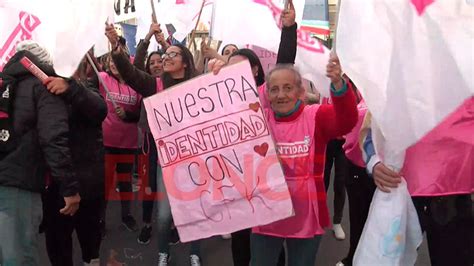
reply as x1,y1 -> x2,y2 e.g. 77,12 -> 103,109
0,40 -> 80,266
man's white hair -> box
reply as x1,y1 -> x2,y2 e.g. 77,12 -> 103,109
16,40 -> 53,66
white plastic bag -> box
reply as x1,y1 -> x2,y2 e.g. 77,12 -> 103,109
353,179 -> 423,266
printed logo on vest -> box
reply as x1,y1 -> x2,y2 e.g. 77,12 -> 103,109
107,92 -> 137,105
276,135 -> 311,158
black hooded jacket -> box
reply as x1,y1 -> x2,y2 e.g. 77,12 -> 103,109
61,77 -> 107,199
0,51 -> 78,196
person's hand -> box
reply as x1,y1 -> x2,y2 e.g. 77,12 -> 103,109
105,23 -> 119,47
208,58 -> 226,75
326,52 -> 344,90
146,22 -> 162,41
201,38 -> 219,59
60,193 -> 81,216
373,162 -> 402,193
115,106 -> 126,119
155,32 -> 169,50
305,92 -> 320,104
149,22 -> 162,35
281,0 -> 296,27
43,77 -> 70,95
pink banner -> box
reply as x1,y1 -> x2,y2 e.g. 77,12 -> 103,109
0,11 -> 41,71
247,44 -> 277,75
144,61 -> 293,242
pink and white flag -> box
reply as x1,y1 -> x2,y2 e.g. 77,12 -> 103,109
1,0 -> 113,76
337,0 -> 474,167
213,0 -> 332,96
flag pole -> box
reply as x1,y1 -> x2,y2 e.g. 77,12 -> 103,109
332,0 -> 342,52
203,0 -> 216,73
150,0 -> 158,23
188,0 -> 207,49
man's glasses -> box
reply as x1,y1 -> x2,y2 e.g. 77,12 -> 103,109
161,51 -> 181,59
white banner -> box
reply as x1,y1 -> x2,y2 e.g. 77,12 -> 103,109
1,0 -> 114,76
213,0 -> 331,96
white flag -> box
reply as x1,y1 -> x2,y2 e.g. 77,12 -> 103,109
156,0 -> 214,42
213,0 -> 331,96
336,0 -> 474,162
1,0 -> 114,76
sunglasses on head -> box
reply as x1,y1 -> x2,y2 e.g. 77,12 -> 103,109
161,51 -> 181,59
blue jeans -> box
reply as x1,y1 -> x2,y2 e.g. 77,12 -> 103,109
156,168 -> 200,255
0,186 -> 42,266
250,233 -> 322,266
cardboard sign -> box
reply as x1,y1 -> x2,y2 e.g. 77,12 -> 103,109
144,60 -> 293,242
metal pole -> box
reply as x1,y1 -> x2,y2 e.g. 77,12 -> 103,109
332,0 -> 342,52
204,0 -> 217,73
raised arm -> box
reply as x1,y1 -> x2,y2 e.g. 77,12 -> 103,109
105,24 -> 157,97
111,49 -> 157,97
276,0 -> 297,64
134,39 -> 150,71
135,22 -> 169,71
315,54 -> 358,140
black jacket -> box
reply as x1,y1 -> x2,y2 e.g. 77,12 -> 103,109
61,78 -> 107,199
0,51 -> 78,196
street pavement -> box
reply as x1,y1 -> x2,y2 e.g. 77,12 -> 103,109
38,175 -> 431,266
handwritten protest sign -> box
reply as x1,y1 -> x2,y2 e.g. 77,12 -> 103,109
144,61 -> 293,242
247,44 -> 277,74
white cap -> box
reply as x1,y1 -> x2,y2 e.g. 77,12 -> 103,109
16,40 -> 53,66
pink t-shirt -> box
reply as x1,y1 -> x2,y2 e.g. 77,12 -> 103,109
99,72 -> 142,149
253,105 -> 325,238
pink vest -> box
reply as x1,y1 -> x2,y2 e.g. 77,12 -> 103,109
99,72 -> 142,149
253,105 -> 325,238
402,97 -> 474,196
343,100 -> 368,167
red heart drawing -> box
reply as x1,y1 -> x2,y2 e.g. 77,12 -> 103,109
249,102 -> 261,112
254,143 -> 269,157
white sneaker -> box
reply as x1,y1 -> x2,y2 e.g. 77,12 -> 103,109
333,224 -> 346,240
190,254 -> 201,266
221,233 -> 232,240
157,252 -> 169,266
335,261 -> 345,266
84,258 -> 100,266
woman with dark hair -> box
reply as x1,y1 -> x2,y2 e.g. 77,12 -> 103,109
230,49 -> 265,85
98,50 -> 141,235
107,25 -> 201,265
134,22 -> 168,76
145,51 -> 164,77
221,43 -> 238,58
130,23 -> 167,245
